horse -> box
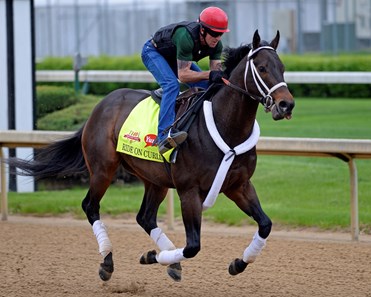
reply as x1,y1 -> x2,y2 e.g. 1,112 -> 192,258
7,30 -> 294,282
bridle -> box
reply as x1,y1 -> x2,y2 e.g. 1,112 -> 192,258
222,46 -> 287,112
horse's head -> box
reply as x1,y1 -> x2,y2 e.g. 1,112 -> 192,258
223,30 -> 295,120
248,30 -> 295,120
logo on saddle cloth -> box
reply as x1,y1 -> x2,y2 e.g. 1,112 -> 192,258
116,96 -> 173,162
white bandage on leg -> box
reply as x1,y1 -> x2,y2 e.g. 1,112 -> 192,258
150,227 -> 176,251
156,248 -> 186,265
92,220 -> 113,258
242,230 -> 267,264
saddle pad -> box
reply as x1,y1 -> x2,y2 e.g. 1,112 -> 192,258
116,96 -> 172,162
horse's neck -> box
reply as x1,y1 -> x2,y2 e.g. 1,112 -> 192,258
210,87 -> 259,147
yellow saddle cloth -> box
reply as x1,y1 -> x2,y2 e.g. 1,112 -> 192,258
116,96 -> 172,163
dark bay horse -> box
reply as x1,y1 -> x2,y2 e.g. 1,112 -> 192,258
8,30 -> 294,281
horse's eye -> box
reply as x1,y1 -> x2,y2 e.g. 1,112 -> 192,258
258,66 -> 266,73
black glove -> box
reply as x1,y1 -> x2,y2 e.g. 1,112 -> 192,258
209,70 -> 225,84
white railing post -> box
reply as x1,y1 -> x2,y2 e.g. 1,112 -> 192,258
348,157 -> 359,241
0,147 -> 8,221
166,189 -> 174,231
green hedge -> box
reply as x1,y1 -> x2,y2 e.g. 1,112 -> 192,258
280,54 -> 371,97
37,53 -> 371,98
36,94 -> 100,131
280,54 -> 371,71
36,85 -> 79,118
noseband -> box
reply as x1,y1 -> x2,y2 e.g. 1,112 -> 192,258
223,46 -> 287,112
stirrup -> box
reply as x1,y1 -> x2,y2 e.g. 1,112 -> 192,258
166,130 -> 187,147
158,129 -> 187,154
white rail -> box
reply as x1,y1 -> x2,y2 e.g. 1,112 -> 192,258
35,70 -> 371,84
1,130 -> 371,240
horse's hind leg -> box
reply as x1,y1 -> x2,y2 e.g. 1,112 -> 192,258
82,185 -> 114,280
81,150 -> 120,281
137,182 -> 182,281
224,180 -> 272,275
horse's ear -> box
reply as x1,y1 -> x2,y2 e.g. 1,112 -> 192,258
270,30 -> 280,50
252,30 -> 260,49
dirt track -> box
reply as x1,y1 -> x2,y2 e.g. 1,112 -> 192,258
0,215 -> 370,297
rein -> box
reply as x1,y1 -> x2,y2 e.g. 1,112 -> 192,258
223,46 -> 287,112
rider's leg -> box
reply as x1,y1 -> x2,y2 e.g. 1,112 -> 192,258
141,40 -> 187,153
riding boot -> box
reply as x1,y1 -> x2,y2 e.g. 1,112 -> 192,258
158,129 -> 188,154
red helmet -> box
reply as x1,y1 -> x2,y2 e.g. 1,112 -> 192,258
198,7 -> 230,33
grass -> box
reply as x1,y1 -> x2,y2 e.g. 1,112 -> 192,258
7,97 -> 371,233
256,97 -> 371,138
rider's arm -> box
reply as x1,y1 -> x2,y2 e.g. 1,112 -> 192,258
177,58 -> 222,83
173,28 -> 210,83
177,60 -> 210,83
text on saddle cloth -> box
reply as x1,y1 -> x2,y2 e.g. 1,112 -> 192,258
116,96 -> 167,162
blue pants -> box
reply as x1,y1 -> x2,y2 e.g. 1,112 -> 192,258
141,40 -> 209,142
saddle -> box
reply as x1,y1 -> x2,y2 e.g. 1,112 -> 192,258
150,85 -> 220,162
150,87 -> 206,134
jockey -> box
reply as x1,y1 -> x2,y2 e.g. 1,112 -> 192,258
141,6 -> 230,154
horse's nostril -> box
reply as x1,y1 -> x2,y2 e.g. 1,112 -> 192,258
279,100 -> 294,112
279,101 -> 288,111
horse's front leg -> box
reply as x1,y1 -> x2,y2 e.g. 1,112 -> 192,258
224,180 -> 272,275
152,189 -> 202,268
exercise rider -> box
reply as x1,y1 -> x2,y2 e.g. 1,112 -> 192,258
141,6 -> 230,154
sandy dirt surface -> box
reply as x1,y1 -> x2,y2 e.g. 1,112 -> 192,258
0,215 -> 370,297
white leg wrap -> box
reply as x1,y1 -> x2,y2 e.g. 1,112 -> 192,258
150,227 -> 176,251
242,231 -> 266,264
156,248 -> 186,265
92,220 -> 113,258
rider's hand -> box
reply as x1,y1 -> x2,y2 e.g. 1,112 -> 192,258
209,70 -> 225,84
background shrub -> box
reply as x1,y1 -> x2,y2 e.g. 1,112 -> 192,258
280,54 -> 371,97
37,85 -> 79,118
36,94 -> 101,130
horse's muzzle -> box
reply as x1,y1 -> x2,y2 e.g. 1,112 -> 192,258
271,99 -> 295,120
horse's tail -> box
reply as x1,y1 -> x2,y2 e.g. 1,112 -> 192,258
6,126 -> 88,180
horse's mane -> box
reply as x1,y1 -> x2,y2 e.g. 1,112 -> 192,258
222,44 -> 251,77
222,40 -> 270,77
206,40 -> 269,96
203,44 -> 252,96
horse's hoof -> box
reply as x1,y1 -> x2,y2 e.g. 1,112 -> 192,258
99,252 -> 114,281
228,258 -> 248,276
167,262 -> 182,282
139,250 -> 158,264
99,265 -> 113,281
